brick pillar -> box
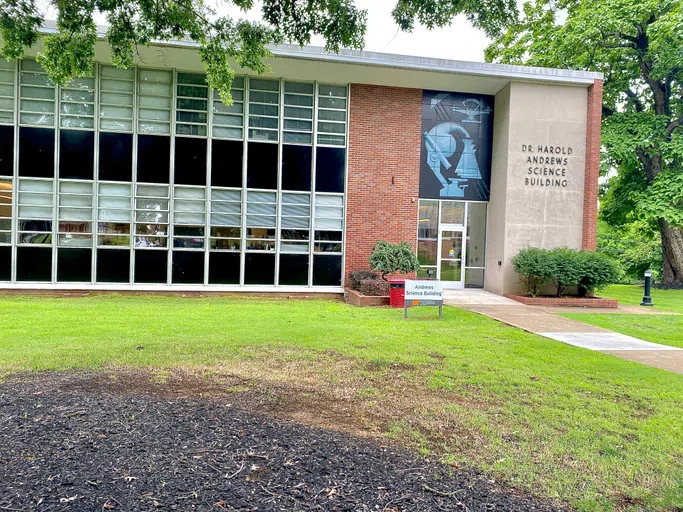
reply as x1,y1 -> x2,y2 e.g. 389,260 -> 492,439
582,78 -> 603,250
344,84 -> 423,280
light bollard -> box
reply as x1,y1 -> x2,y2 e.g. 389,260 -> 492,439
640,270 -> 654,307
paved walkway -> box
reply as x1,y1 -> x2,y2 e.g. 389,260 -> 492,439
443,290 -> 683,374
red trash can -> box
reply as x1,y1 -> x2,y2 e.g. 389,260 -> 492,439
388,278 -> 406,308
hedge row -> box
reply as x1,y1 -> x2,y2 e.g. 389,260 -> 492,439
511,247 -> 621,297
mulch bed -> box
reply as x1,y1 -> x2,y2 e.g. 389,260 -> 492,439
0,372 -> 561,512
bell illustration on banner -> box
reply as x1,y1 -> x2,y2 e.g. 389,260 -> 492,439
454,139 -> 481,180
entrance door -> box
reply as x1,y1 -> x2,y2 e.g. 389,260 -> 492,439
438,228 -> 465,289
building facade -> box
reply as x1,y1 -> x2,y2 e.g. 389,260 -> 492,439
0,38 -> 602,294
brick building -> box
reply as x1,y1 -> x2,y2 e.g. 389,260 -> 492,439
0,36 -> 602,294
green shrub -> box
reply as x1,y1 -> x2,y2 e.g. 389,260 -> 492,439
511,247 -> 553,296
359,278 -> 390,296
369,241 -> 420,281
548,247 -> 584,297
348,270 -> 377,291
577,251 -> 622,297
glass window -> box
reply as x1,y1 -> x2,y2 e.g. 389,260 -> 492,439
466,202 -> 487,268
175,137 -> 207,186
211,139 -> 242,188
316,84 -> 347,146
212,76 -> 244,140
313,254 -> 342,286
98,182 -> 132,247
17,178 -> 54,244
0,59 -> 16,125
16,246 -> 52,281
20,60 -> 56,127
440,201 -> 465,225
313,194 -> 343,232
99,132 -> 133,182
58,181 -> 93,247
0,178 -> 12,245
283,82 -> 313,144
172,250 -> 204,283
99,65 -> 134,132
248,78 -> 279,142
137,69 -> 172,134
282,144 -> 312,191
0,246 -> 10,281
176,72 -> 208,136
57,247 -> 92,282
173,186 -> 206,249
280,192 -> 310,252
134,249 -> 167,283
210,188 -> 241,251
246,141 -> 277,189
59,130 -> 94,179
60,76 -> 95,129
137,134 -> 170,184
279,254 -> 308,285
19,126 -> 55,178
244,252 -> 274,285
418,200 -> 438,239
315,147 -> 345,193
0,125 -> 13,176
208,251 -> 240,284
97,248 -> 130,283
135,184 -> 169,247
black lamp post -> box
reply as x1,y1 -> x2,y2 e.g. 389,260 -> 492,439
640,270 -> 654,307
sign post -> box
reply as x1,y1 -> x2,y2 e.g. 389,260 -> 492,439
404,280 -> 444,319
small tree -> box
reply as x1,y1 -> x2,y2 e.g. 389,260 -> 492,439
369,241 -> 420,281
511,247 -> 553,296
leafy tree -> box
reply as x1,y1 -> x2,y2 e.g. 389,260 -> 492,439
0,0 -> 514,104
597,219 -> 662,281
486,0 -> 683,283
511,246 -> 553,296
369,241 -> 420,281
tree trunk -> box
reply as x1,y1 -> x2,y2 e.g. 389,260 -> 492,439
658,218 -> 683,283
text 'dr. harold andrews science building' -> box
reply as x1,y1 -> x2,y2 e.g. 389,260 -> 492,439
0,31 -> 602,294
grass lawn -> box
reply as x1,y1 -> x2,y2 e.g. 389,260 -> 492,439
1,295 -> 682,511
563,285 -> 683,348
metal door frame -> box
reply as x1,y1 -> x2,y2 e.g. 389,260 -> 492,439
437,225 -> 466,289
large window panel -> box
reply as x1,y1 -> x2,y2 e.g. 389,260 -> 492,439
317,84 -> 347,146
97,182 -> 132,247
313,193 -> 343,235
17,178 -> 53,245
57,248 -> 92,282
137,134 -> 170,184
0,178 -> 12,245
60,76 -> 95,129
97,248 -> 130,283
248,78 -> 279,142
210,188 -> 241,251
244,252 -> 275,285
134,249 -> 167,283
174,137 -> 207,186
59,130 -> 94,179
246,141 -> 277,189
246,191 -> 276,251
278,254 -> 309,286
173,186 -> 205,249
99,132 -> 133,182
280,192 -> 310,253
135,184 -> 169,248
0,59 -> 16,126
16,246 -> 52,281
211,77 -> 244,140
282,144 -> 312,191
19,60 -> 55,127
0,125 -> 14,176
99,66 -> 134,132
211,139 -> 243,188
208,251 -> 240,284
137,69 -> 172,134
172,250 -> 204,284
0,246 -> 10,281
417,199 -> 438,279
176,73 -> 208,136
58,181 -> 93,247
313,254 -> 342,286
19,127 -> 54,178
315,147 -> 345,193
283,82 -> 313,144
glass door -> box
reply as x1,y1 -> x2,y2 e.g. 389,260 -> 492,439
438,228 -> 465,289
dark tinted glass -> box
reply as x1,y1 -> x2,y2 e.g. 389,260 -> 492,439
211,139 -> 243,188
96,249 -> 130,283
174,137 -> 207,186
278,254 -> 309,285
313,254 -> 342,286
247,142 -> 277,189
19,127 -> 55,178
57,248 -> 92,282
0,125 -> 14,177
244,252 -> 275,285
137,135 -> 170,184
134,250 -> 167,283
172,250 -> 204,284
281,145 -> 312,191
208,251 -> 240,284
16,246 -> 52,281
315,147 -> 345,193
99,132 -> 133,182
59,130 -> 94,180
0,246 -> 10,281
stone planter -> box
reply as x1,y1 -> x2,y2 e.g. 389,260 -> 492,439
505,294 -> 618,308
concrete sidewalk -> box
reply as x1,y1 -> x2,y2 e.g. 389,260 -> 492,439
444,290 -> 683,374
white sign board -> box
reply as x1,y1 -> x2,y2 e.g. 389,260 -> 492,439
404,280 -> 443,307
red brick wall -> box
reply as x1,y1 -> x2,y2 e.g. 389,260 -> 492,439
344,84 -> 423,280
582,78 -> 603,250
